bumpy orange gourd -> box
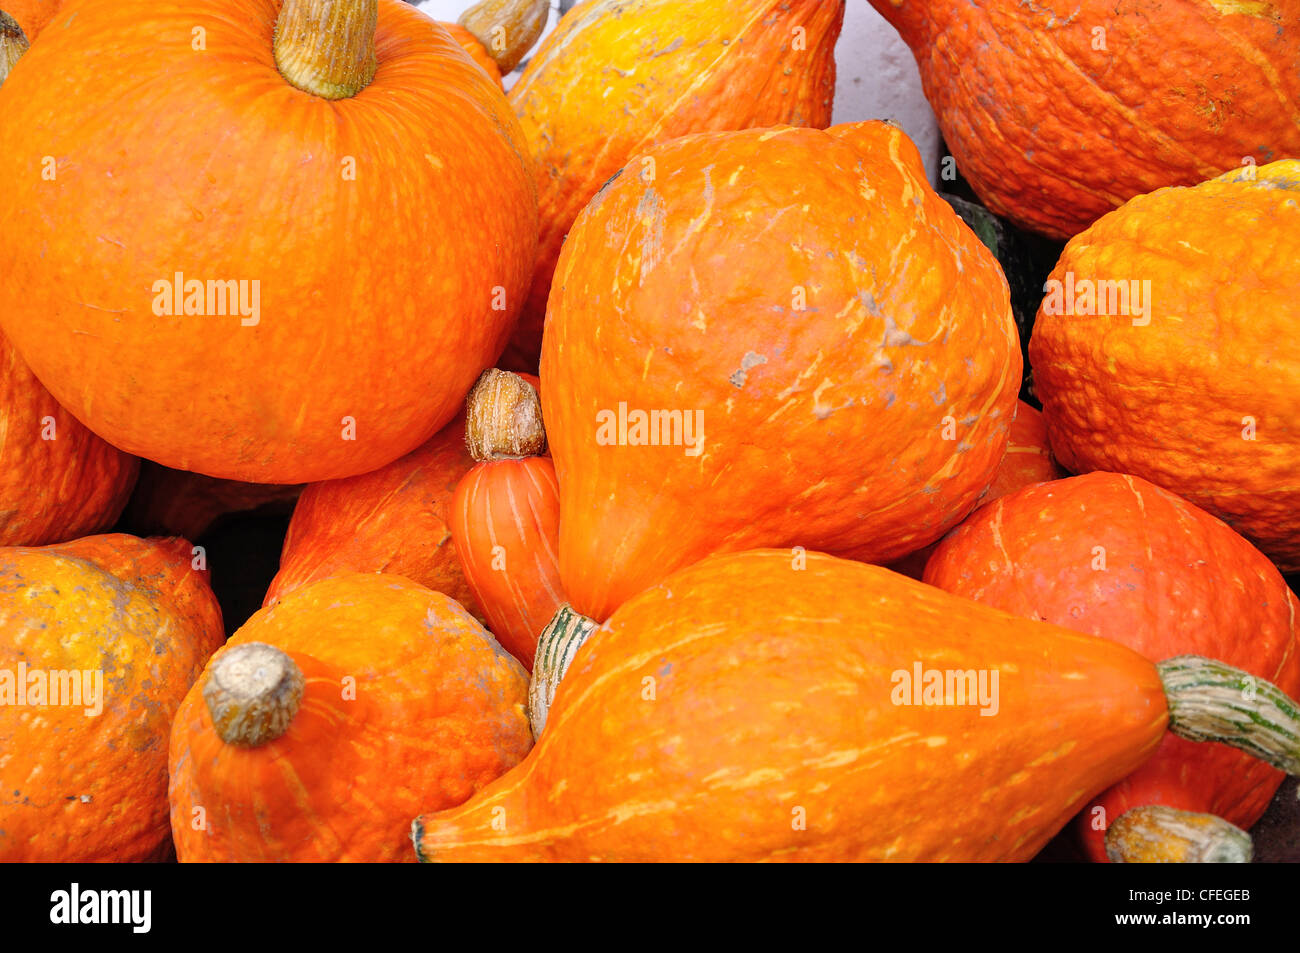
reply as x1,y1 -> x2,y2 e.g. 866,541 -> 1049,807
1,330 -> 139,546
169,572 -> 531,862
871,0 -> 1300,239
923,472 -> 1300,862
1029,160 -> 1300,571
264,410 -> 481,616
0,0 -> 537,482
415,550 -> 1300,862
0,534 -> 223,861
889,400 -> 1066,579
449,370 -> 562,669
541,121 -> 1021,620
501,0 -> 845,370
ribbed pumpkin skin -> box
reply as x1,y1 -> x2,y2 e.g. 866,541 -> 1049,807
442,21 -> 502,88
889,400 -> 1065,579
169,573 -> 531,862
415,550 -> 1166,862
1029,161 -> 1300,571
449,455 -> 562,669
871,0 -> 1300,239
541,122 -> 1021,621
0,534 -> 223,861
0,0 -> 537,482
1,333 -> 139,545
264,411 -> 479,614
922,473 -> 1300,863
122,462 -> 302,541
501,0 -> 844,370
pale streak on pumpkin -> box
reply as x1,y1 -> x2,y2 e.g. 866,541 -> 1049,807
1207,0 -> 1276,15
1201,16 -> 1300,127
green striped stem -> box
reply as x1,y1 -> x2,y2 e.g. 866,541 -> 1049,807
1106,806 -> 1252,864
1160,655 -> 1300,775
528,605 -> 598,740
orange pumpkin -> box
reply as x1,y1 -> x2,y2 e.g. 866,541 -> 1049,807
415,550 -> 1300,861
1029,160 -> 1300,571
0,0 -> 538,482
264,409 -> 481,616
0,534 -> 223,861
169,572 -> 531,862
449,370 -> 563,669
501,0 -> 845,370
870,0 -> 1300,238
888,400 -> 1066,579
923,472 -> 1300,862
541,121 -> 1021,620
1,331 -> 139,546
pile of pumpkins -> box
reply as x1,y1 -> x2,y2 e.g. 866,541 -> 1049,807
1,0 -> 1298,864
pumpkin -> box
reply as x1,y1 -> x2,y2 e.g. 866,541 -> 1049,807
922,472 -> 1300,863
870,0 -> 1300,239
888,399 -> 1066,579
121,463 -> 303,542
1,314 -> 139,549
413,550 -> 1300,862
449,369 -> 563,669
1029,160 -> 1300,571
540,121 -> 1021,621
500,0 -> 845,370
264,408 -> 480,616
0,534 -> 223,861
0,0 -> 538,483
169,572 -> 531,862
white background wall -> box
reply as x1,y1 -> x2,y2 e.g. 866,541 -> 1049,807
414,0 -> 939,182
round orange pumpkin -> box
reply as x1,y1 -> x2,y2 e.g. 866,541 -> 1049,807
1029,160 -> 1300,571
541,121 -> 1021,620
923,472 -> 1300,862
871,0 -> 1300,238
264,407 -> 481,615
501,0 -> 845,370
0,534 -> 223,861
0,0 -> 538,483
169,572 -> 531,862
1,330 -> 139,546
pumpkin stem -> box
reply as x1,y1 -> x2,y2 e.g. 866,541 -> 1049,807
274,0 -> 378,100
528,605 -> 598,738
1105,806 -> 1252,863
203,642 -> 305,747
458,0 -> 549,75
0,12 -> 28,86
465,368 -> 546,462
1159,655 -> 1300,775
